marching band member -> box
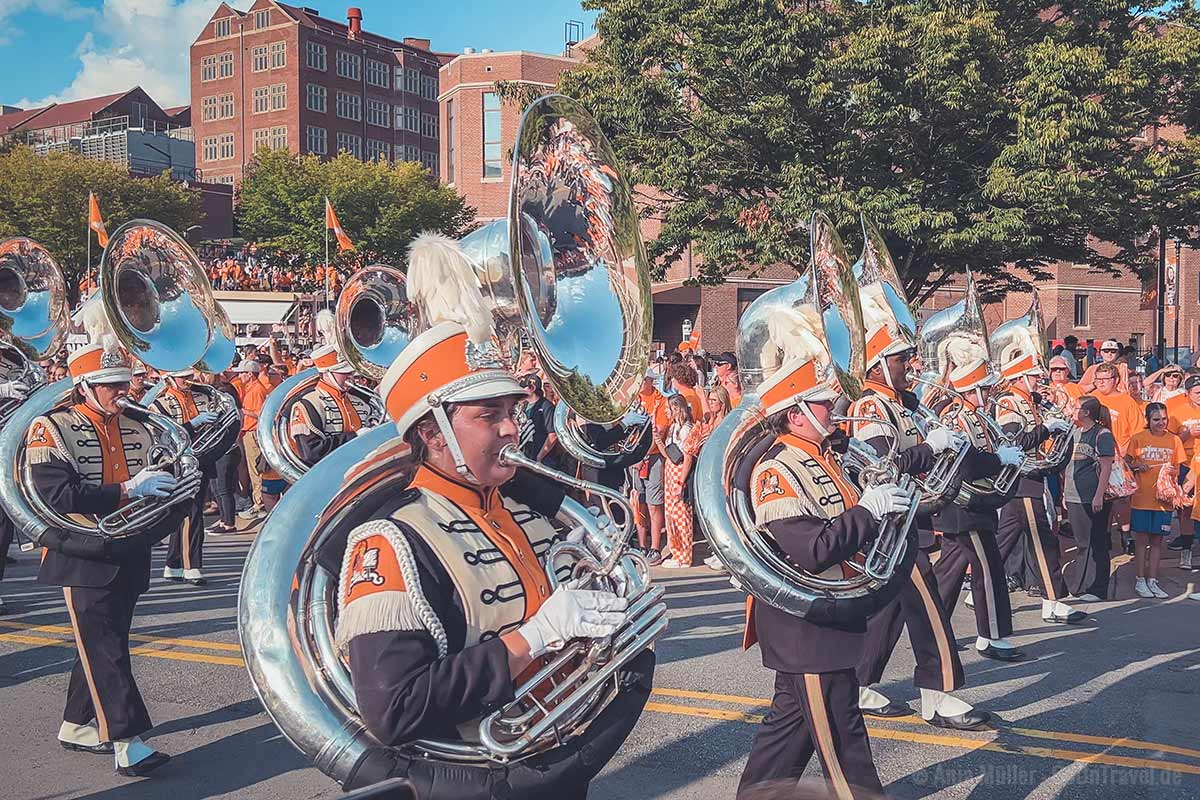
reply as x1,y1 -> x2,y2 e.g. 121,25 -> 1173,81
330,235 -> 650,798
128,362 -> 149,404
286,310 -> 371,466
738,352 -> 914,800
152,369 -> 221,585
991,348 -> 1082,624
929,358 -> 1027,661
847,319 -> 991,730
25,309 -> 183,777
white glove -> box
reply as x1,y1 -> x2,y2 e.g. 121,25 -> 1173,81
996,445 -> 1025,467
857,483 -> 914,522
518,584 -> 629,658
924,427 -> 965,454
0,380 -> 30,401
122,470 -> 178,499
1044,418 -> 1072,434
622,411 -> 649,427
191,411 -> 219,427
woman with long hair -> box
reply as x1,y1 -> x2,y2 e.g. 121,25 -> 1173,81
1125,402 -> 1187,598
658,392 -> 696,568
1063,396 -> 1117,601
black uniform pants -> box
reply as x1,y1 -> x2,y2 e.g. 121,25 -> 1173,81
997,496 -> 1066,602
738,669 -> 883,800
857,549 -> 965,693
0,513 -> 14,584
934,528 -> 1013,640
62,571 -> 152,741
166,480 -> 207,572
1064,501 -> 1113,599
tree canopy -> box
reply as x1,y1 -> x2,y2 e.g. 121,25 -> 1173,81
0,146 -> 202,300
236,150 -> 476,269
559,1 -> 1200,300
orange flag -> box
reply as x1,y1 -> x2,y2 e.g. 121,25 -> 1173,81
325,198 -> 354,252
88,192 -> 109,248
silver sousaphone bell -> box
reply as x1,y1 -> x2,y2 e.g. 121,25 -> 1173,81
0,237 -> 69,426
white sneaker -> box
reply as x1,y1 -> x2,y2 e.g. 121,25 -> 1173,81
162,566 -> 183,581
660,558 -> 680,568
1074,593 -> 1104,602
1146,579 -> 1169,599
1134,578 -> 1154,599
238,504 -> 265,520
704,554 -> 724,571
182,569 -> 206,586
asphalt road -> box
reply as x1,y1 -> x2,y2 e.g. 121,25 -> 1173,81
1,531 -> 1198,800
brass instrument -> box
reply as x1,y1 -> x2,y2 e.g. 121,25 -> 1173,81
694,211 -> 917,622
238,94 -> 665,786
0,237 -> 69,426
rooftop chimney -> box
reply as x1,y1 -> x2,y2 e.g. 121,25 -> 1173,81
347,7 -> 362,40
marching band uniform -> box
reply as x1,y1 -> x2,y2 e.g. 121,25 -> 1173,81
991,353 -> 1084,624
328,235 -> 651,799
26,333 -> 181,777
128,362 -> 149,404
152,370 -> 219,585
286,337 -> 370,466
930,360 -> 1026,662
0,348 -> 26,614
739,358 -> 910,800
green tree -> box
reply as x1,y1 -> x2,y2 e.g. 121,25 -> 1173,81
558,1 -> 1200,300
0,146 -> 202,301
236,150 -> 475,268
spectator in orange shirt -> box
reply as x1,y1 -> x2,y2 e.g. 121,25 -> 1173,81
1125,403 -> 1187,599
1079,339 -> 1130,393
1167,375 -> 1200,561
1088,363 -> 1144,454
630,371 -> 666,564
1046,355 -> 1085,419
235,360 -> 270,519
664,361 -> 704,420
711,352 -> 743,407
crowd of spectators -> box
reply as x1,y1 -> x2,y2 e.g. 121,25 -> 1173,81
198,241 -> 354,295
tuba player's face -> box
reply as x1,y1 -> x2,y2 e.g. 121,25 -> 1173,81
450,395 -> 522,487
89,381 -> 130,415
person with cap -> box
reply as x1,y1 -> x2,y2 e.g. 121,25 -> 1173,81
846,300 -> 996,731
329,233 -> 650,797
712,351 -> 743,407
1167,375 -> 1200,566
151,368 -> 223,585
23,303 -> 182,777
928,354 -> 1028,662
285,310 -> 373,467
1079,339 -> 1130,393
738,352 -> 913,800
127,362 -> 149,404
515,373 -> 557,464
991,342 -> 1082,625
234,359 -> 271,520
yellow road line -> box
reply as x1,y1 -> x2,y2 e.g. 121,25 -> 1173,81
0,631 -> 245,667
0,619 -> 242,652
645,701 -> 1200,777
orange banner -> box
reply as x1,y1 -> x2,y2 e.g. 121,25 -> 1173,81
325,198 -> 354,252
88,192 -> 109,248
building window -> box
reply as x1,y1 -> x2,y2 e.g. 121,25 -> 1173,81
420,74 -> 438,101
402,144 -> 419,162
254,9 -> 270,28
270,83 -> 287,111
201,95 -> 218,121
482,92 -> 502,179
336,50 -> 361,80
306,83 -> 327,113
270,41 -> 286,69
420,113 -> 437,139
218,51 -> 234,78
307,125 -> 327,155
218,93 -> 234,119
366,99 -> 390,128
201,56 -> 218,82
398,105 -> 419,132
131,101 -> 147,127
336,131 -> 362,158
445,99 -> 454,183
307,41 -> 326,71
252,45 -> 269,72
214,17 -> 231,38
1073,294 -> 1089,328
420,150 -> 438,173
366,59 -> 389,88
403,67 -> 419,94
202,136 -> 218,161
212,173 -> 236,186
366,138 -> 390,161
253,127 -> 271,151
336,91 -> 362,121
218,133 -> 235,160
253,86 -> 269,114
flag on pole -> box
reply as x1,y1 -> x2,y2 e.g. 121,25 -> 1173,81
88,192 -> 109,248
325,198 -> 354,252
687,320 -> 701,348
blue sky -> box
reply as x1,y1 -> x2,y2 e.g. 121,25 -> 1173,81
0,1 -> 599,109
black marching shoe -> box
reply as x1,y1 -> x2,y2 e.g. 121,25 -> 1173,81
1043,610 -> 1088,625
978,644 -> 1025,662
862,701 -> 913,718
60,740 -> 114,754
116,751 -> 171,777
926,709 -> 992,731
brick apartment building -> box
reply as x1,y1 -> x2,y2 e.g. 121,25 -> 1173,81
190,1 -> 450,186
438,39 -> 795,353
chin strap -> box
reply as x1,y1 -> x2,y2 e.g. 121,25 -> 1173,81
798,400 -> 832,439
430,401 -> 481,484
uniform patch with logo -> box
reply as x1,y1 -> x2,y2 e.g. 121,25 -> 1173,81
342,534 -> 406,607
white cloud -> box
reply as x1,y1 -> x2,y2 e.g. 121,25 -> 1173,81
0,0 -> 93,46
22,0 -> 242,108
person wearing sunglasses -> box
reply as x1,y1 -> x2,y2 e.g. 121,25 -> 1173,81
1079,339 -> 1130,394
1145,364 -> 1186,404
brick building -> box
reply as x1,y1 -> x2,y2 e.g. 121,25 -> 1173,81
190,2 -> 450,186
438,39 -> 794,353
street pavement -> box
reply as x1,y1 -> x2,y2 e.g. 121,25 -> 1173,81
1,529 -> 1198,800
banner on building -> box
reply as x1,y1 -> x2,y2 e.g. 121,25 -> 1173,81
1165,240 -> 1179,309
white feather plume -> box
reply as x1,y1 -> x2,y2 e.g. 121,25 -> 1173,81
80,297 -> 119,353
940,332 -> 987,372
316,309 -> 338,348
762,305 -> 827,373
406,232 -> 493,344
859,283 -> 894,332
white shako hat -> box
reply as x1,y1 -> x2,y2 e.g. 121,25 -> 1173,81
313,309 -> 354,373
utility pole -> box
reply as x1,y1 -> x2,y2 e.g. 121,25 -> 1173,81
1173,239 -> 1182,362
